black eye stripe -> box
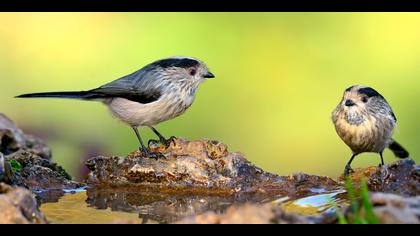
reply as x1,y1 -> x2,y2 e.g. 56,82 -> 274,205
357,87 -> 383,98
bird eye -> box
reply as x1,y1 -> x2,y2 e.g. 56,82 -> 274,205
362,96 -> 368,103
189,68 -> 197,76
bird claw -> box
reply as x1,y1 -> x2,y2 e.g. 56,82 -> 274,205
146,152 -> 166,160
148,139 -> 160,147
148,136 -> 177,148
166,136 -> 177,146
139,147 -> 166,159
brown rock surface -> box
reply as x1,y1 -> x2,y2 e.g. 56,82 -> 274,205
369,193 -> 420,224
0,113 -> 50,159
86,138 -> 342,197
0,113 -> 82,192
0,183 -> 47,224
339,159 -> 419,197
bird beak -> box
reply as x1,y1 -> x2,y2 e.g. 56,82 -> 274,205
204,72 -> 215,79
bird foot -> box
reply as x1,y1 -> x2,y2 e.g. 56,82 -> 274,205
148,136 -> 177,148
344,164 -> 354,177
139,147 -> 166,159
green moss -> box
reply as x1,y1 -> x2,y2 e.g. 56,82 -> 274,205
8,159 -> 22,173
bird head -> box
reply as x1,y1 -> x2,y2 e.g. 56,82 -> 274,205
339,85 -> 386,114
149,56 -> 215,87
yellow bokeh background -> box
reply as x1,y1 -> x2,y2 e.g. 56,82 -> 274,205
1,13 -> 419,179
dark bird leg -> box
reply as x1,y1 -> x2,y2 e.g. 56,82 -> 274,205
344,153 -> 358,176
140,215 -> 149,224
379,152 -> 385,167
132,127 -> 164,159
148,127 -> 176,148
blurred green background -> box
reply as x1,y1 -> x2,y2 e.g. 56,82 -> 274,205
1,13 -> 419,180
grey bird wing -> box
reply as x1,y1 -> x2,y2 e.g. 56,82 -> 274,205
380,97 -> 397,123
390,111 -> 397,123
90,67 -> 162,104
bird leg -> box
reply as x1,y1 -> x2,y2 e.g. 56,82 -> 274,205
379,152 -> 385,167
344,153 -> 358,176
132,127 -> 165,159
148,127 -> 176,148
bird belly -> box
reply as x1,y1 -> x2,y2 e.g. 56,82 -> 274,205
334,115 -> 392,154
107,97 -> 188,127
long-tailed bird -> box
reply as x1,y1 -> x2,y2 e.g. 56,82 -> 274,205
332,85 -> 409,176
17,56 -> 215,159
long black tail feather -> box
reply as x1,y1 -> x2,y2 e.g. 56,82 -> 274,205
16,91 -> 103,100
388,139 -> 409,159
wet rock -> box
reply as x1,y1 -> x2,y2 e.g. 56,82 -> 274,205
340,159 -> 420,197
6,150 -> 82,191
0,114 -> 26,155
369,193 -> 420,224
0,183 -> 47,224
0,113 -> 83,193
86,138 -> 341,196
85,138 -> 345,224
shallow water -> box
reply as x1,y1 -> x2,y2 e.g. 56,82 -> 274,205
39,188 -> 349,224
40,191 -> 146,224
280,190 -> 349,216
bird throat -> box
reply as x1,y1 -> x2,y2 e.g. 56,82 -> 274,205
344,110 -> 366,126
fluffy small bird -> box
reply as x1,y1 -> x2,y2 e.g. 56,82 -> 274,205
17,56 -> 215,159
332,85 -> 409,176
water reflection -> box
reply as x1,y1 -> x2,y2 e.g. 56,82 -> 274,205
40,188 -> 350,224
280,190 -> 349,216
85,188 -> 275,223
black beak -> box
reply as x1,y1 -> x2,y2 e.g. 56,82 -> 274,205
204,72 -> 215,78
345,99 -> 355,107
